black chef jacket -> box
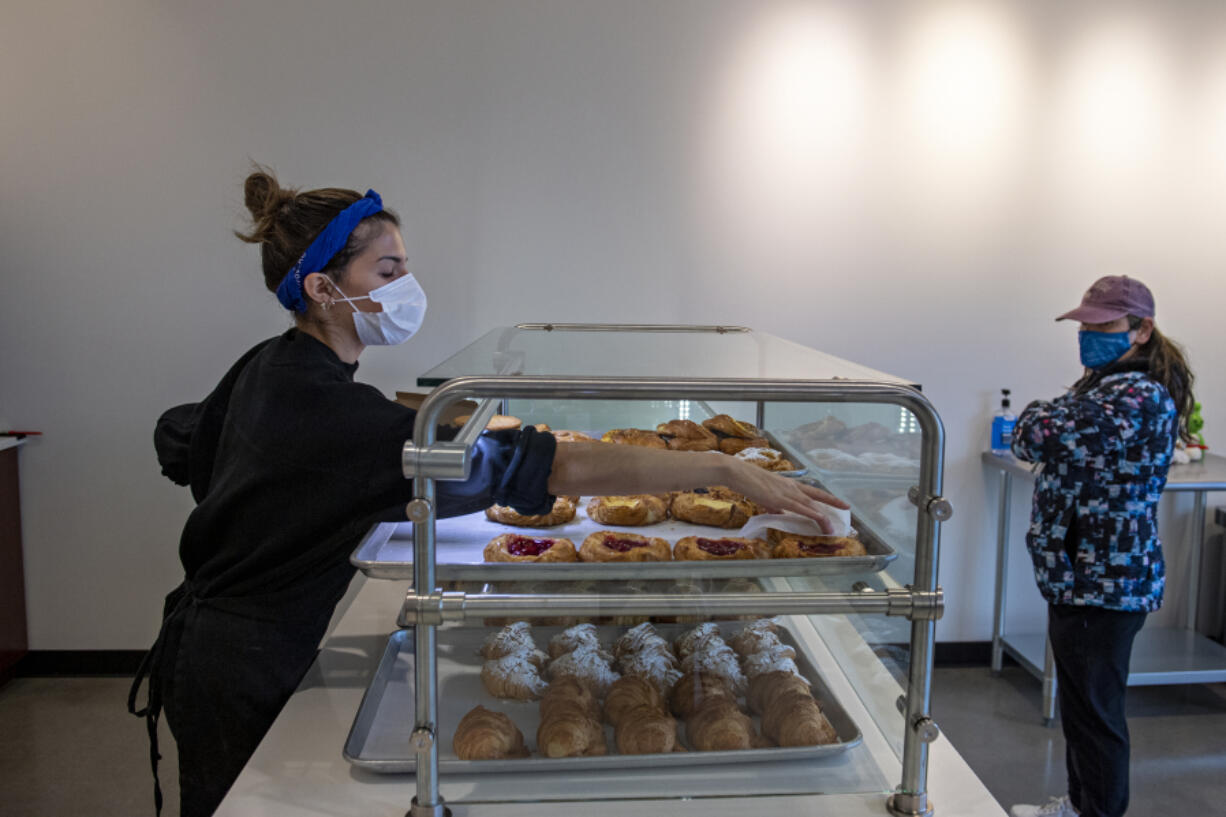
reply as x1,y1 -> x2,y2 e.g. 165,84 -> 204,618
132,327 -> 556,816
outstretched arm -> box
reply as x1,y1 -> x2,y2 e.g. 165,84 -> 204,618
548,442 -> 848,533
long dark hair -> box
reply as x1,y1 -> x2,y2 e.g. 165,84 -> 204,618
1125,316 -> 1196,443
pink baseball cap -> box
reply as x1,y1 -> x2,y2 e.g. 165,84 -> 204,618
1056,275 -> 1155,323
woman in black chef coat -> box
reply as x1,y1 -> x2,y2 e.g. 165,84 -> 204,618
129,167 -> 846,817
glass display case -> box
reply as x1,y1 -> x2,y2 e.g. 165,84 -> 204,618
348,325 -> 947,817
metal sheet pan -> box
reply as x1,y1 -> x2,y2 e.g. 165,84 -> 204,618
350,427 -> 898,581
349,505 -> 896,581
344,621 -> 862,773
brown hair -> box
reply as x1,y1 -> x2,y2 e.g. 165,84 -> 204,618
1127,315 -> 1196,443
234,164 -> 400,303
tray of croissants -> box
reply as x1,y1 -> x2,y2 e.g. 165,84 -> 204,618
343,617 -> 861,773
351,415 -> 898,581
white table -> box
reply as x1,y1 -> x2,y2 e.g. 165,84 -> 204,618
216,576 -> 1006,817
984,451 -> 1226,725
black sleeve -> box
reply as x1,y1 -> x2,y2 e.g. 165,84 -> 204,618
152,338 -> 274,501
154,402 -> 203,487
434,426 -> 558,518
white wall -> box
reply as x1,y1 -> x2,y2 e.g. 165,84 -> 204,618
1,0 -> 1223,649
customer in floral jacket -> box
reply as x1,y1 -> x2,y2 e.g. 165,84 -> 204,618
1009,276 -> 1195,817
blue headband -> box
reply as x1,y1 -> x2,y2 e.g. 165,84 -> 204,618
275,189 -> 384,313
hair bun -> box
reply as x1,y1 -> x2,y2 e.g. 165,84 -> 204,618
243,169 -> 290,222
236,164 -> 300,246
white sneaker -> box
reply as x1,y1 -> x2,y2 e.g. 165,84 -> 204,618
1010,795 -> 1077,817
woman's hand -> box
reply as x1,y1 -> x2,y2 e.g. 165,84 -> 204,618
719,459 -> 848,534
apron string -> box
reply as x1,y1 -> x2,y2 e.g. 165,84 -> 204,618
128,583 -> 196,816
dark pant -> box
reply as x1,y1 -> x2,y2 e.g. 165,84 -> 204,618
160,602 -> 323,817
1048,604 -> 1147,817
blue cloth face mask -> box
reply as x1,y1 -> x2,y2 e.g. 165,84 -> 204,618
1078,329 -> 1133,369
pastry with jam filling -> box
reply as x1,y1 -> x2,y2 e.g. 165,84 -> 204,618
579,530 -> 672,562
673,535 -> 768,561
771,534 -> 866,559
483,533 -> 578,563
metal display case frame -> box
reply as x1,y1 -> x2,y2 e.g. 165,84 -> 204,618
366,326 -> 950,817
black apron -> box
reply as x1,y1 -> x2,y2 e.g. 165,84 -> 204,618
128,581 -> 327,817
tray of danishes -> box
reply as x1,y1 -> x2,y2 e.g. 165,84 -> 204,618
343,618 -> 862,773
350,415 -> 898,581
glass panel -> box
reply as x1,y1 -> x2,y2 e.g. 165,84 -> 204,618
417,325 -> 911,386
436,395 -> 923,770
763,400 -> 920,755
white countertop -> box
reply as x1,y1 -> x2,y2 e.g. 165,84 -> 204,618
0,437 -> 26,453
217,576 -> 1006,817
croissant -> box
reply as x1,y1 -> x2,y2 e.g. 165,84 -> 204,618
746,669 -> 811,715
681,640 -> 746,697
543,695 -> 600,726
729,619 -> 782,657
536,709 -> 607,757
453,705 -> 529,760
685,699 -> 755,751
620,653 -> 684,696
760,688 -> 819,737
547,644 -> 620,696
613,622 -> 671,660
541,676 -> 601,720
669,671 -> 737,718
548,623 -> 602,659
762,692 -> 837,746
673,623 -> 720,658
615,706 -> 681,754
481,653 -> 549,700
740,645 -> 799,680
480,621 -> 537,659
603,675 -> 665,727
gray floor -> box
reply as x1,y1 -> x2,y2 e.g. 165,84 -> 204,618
931,666 -> 1226,815
1,668 -> 1224,816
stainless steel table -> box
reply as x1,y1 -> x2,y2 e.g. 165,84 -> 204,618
984,450 -> 1226,725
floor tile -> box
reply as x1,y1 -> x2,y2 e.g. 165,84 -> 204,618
2,668 -> 1223,815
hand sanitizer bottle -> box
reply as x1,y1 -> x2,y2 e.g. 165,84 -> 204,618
991,389 -> 1016,455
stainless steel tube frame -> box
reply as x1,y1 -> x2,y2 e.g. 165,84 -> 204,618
990,470 -> 1013,674
398,587 -> 942,627
514,323 -> 750,333
406,375 -> 946,815
401,398 -> 501,482
401,400 -> 502,812
1187,491 -> 1207,630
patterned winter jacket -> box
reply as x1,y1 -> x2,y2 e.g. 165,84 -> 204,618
1011,360 -> 1176,612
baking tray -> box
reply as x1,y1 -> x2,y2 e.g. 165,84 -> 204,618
351,426 -> 898,580
344,621 -> 862,773
349,503 -> 896,581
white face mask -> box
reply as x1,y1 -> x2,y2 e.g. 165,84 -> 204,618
332,274 -> 428,346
